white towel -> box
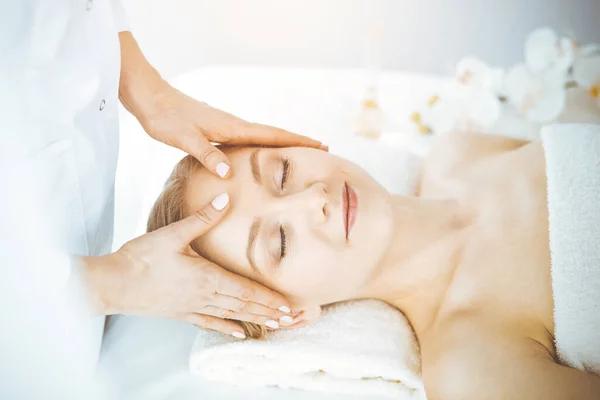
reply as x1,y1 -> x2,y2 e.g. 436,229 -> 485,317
189,300 -> 426,399
542,123 -> 600,375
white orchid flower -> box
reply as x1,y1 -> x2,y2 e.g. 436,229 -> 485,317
525,27 -> 574,73
408,27 -> 600,133
573,56 -> 600,106
428,96 -> 461,134
504,63 -> 567,122
410,95 -> 456,135
453,82 -> 502,130
411,82 -> 501,135
456,56 -> 505,93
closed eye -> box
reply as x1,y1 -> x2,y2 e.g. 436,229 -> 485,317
281,158 -> 290,190
279,225 -> 287,260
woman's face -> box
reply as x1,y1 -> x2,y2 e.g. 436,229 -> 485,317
185,147 -> 395,309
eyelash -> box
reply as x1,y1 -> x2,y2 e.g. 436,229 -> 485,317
278,157 -> 291,261
281,158 -> 290,190
279,225 -> 287,260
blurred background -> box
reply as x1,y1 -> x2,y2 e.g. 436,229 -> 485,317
122,0 -> 600,78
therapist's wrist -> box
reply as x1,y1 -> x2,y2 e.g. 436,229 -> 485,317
119,65 -> 168,123
79,253 -> 130,316
117,31 -> 169,125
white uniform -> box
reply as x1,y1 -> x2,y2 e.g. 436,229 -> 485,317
0,0 -> 128,396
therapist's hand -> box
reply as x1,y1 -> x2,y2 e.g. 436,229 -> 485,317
82,194 -> 291,339
118,31 -> 325,178
140,84 -> 327,178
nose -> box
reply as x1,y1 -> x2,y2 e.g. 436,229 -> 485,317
270,182 -> 329,225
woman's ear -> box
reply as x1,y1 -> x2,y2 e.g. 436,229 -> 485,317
282,305 -> 321,329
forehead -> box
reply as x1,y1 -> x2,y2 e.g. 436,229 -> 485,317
183,147 -> 258,277
184,147 -> 255,211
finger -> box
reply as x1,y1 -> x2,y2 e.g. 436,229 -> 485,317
183,133 -> 231,178
282,311 -> 312,329
231,123 -> 325,150
199,306 -> 283,329
185,313 -> 247,339
216,269 -> 291,313
211,294 -> 293,325
158,193 -> 230,246
279,318 -> 311,330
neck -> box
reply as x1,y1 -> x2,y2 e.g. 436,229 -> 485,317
360,196 -> 469,336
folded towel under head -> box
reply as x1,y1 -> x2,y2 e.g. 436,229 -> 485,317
190,300 -> 426,399
542,123 -> 600,375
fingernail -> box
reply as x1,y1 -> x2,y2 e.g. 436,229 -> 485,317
280,315 -> 294,325
319,144 -> 329,151
231,331 -> 246,339
265,320 -> 279,329
211,193 -> 229,210
216,162 -> 230,178
278,306 -> 291,313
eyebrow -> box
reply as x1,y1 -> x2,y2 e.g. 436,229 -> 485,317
246,218 -> 262,275
250,149 -> 262,185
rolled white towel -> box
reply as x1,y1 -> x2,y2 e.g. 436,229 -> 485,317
189,300 -> 426,399
542,123 -> 600,375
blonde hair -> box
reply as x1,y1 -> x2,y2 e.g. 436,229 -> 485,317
146,153 -> 267,339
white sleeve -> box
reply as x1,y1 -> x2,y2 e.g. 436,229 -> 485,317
111,0 -> 129,32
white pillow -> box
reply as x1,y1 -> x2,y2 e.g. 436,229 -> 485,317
329,135 -> 425,196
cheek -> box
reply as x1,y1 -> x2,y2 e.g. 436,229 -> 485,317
276,244 -> 365,303
275,244 -> 332,293
194,222 -> 249,276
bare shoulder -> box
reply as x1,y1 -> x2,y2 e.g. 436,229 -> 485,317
420,313 -> 508,399
426,131 -> 531,168
420,313 -> 600,400
418,132 -> 531,195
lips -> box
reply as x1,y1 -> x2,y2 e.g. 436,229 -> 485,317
342,183 -> 358,239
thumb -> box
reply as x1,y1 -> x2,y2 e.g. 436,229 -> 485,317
184,133 -> 232,179
159,193 -> 230,248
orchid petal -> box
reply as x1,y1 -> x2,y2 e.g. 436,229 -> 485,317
525,27 -> 559,72
526,89 -> 566,122
456,56 -> 489,87
467,91 -> 502,128
429,101 -> 459,134
504,63 -> 531,105
579,43 -> 600,57
573,56 -> 600,87
554,37 -> 575,71
504,63 -> 567,122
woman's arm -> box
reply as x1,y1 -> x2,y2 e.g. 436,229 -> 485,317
423,319 -> 600,400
